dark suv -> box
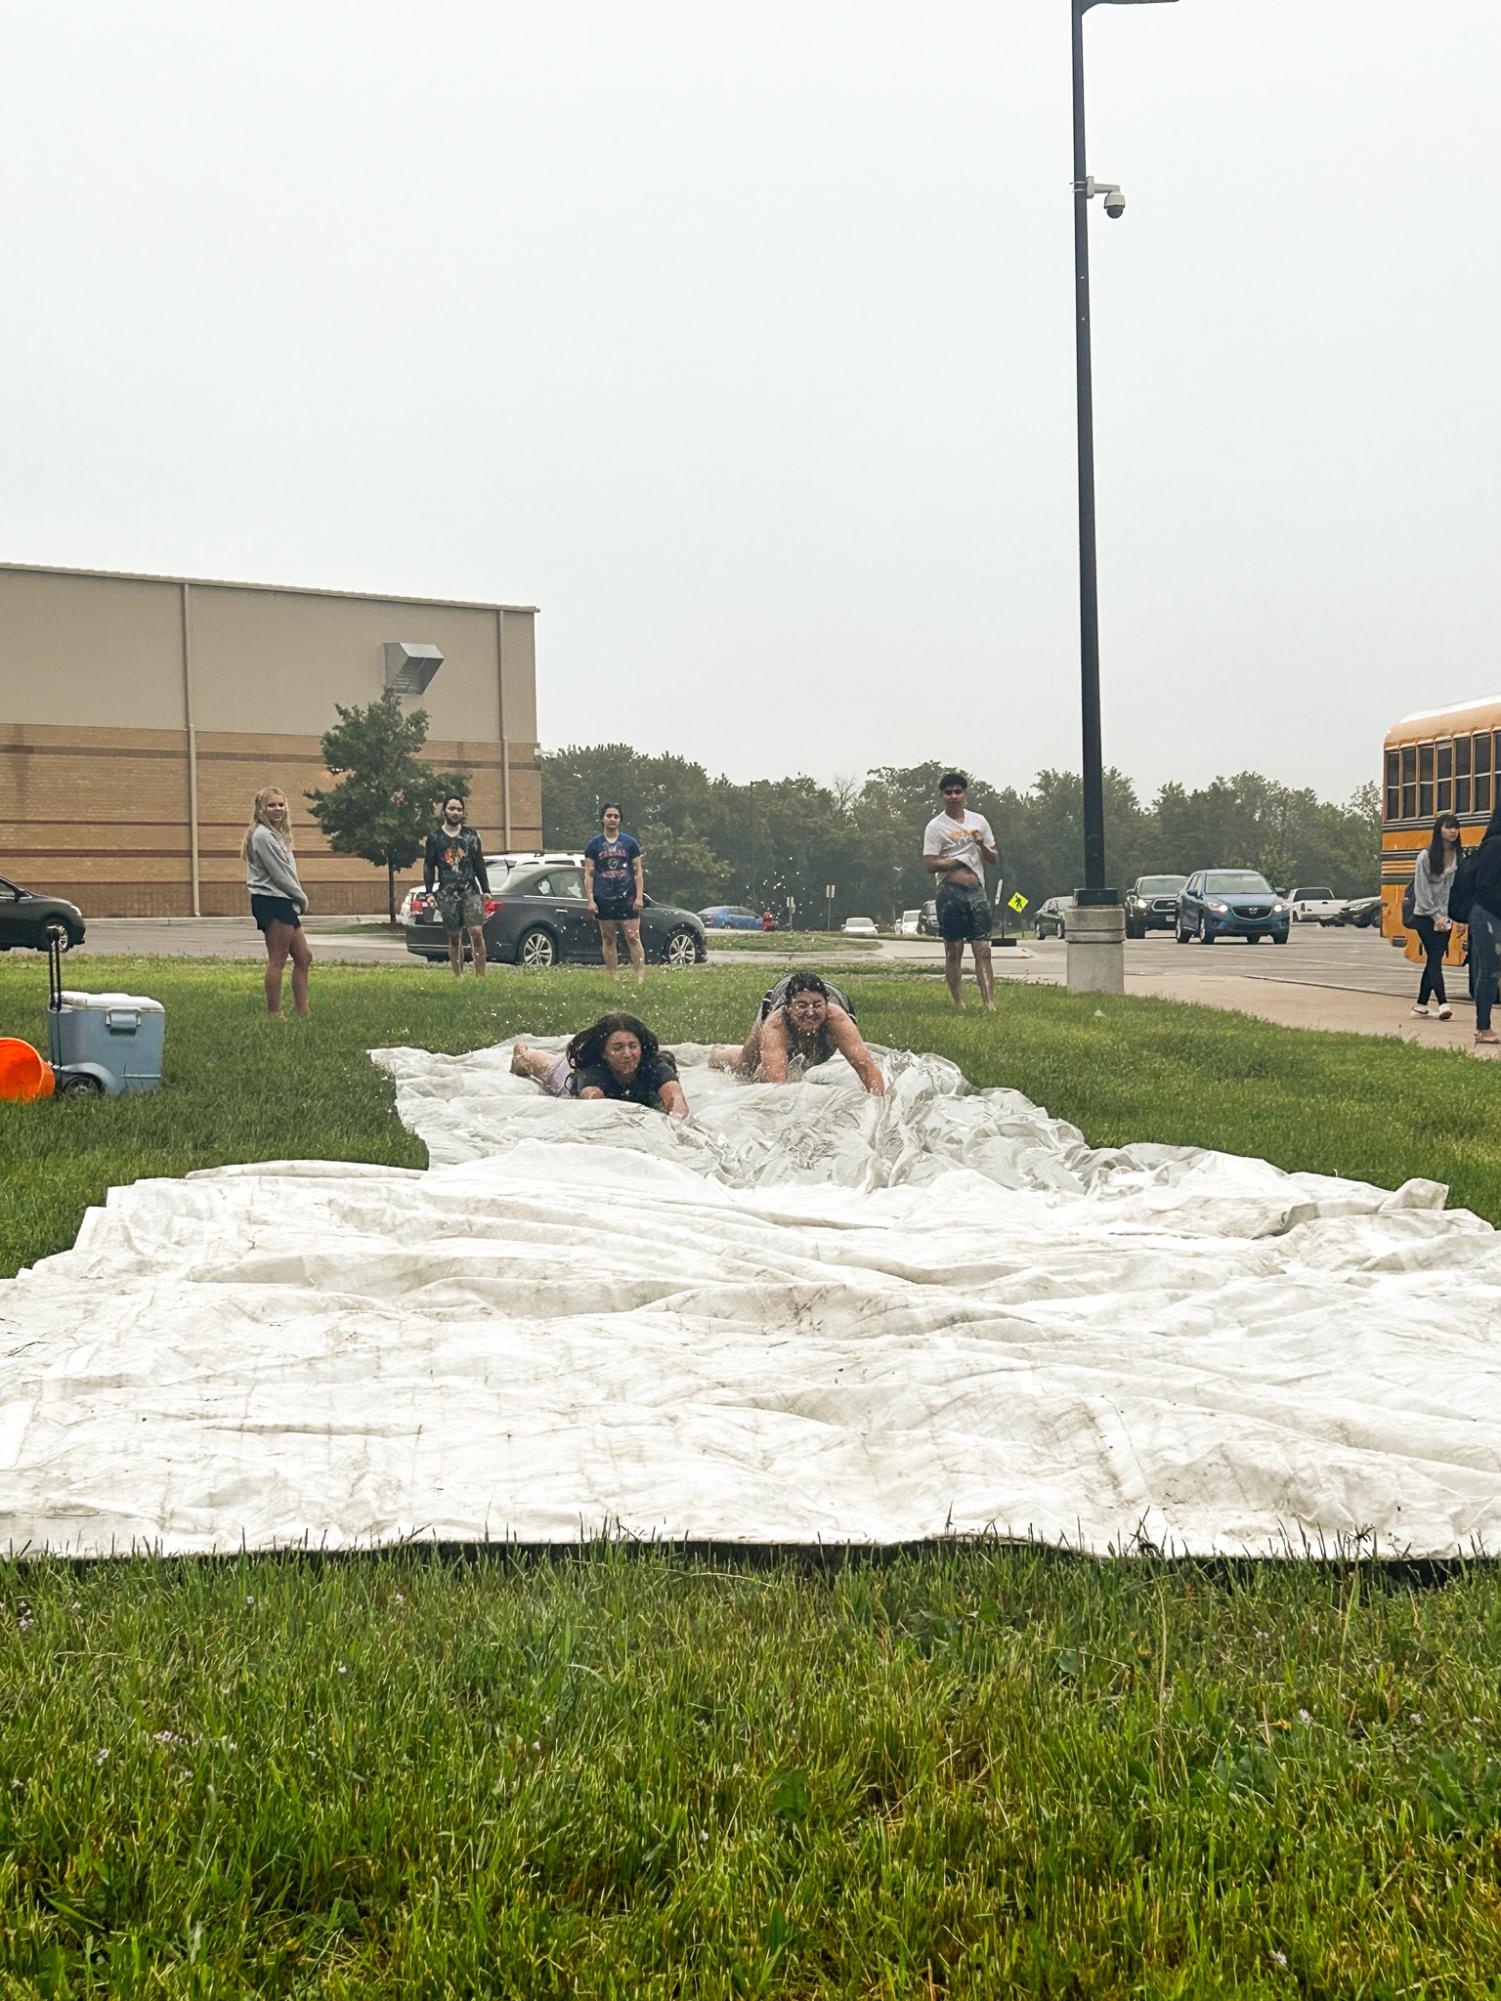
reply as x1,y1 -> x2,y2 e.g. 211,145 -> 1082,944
0,875 -> 85,951
1176,870 -> 1289,945
404,860 -> 707,969
1125,874 -> 1187,938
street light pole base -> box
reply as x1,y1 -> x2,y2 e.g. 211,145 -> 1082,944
1066,898 -> 1125,994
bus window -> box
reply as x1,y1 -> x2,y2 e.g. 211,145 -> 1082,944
1477,734 -> 1493,816
1456,735 -> 1472,814
1401,744 -> 1417,821
1437,739 -> 1453,812
1418,742 -> 1435,821
1384,749 -> 1400,822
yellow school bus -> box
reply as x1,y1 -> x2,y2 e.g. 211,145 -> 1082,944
1382,697 -> 1501,960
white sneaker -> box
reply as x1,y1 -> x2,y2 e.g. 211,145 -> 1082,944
1410,1005 -> 1430,1018
1438,1005 -> 1453,1020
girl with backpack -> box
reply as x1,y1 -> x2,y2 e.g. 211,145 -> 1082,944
1408,812 -> 1461,1021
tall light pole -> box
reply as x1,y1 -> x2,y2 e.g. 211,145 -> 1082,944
1065,0 -> 1177,996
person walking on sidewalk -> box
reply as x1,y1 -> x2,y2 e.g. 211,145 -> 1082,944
423,795 -> 491,980
243,786 -> 312,1016
1409,812 -> 1460,1022
922,772 -> 998,1011
1466,808 -> 1501,1047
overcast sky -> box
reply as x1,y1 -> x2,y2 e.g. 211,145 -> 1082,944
4,1 -> 1497,804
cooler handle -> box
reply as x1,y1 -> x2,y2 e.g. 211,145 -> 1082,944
104,1009 -> 141,1034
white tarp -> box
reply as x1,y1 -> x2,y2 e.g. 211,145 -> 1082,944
3,1039 -> 1500,1557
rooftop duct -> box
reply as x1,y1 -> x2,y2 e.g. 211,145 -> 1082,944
383,641 -> 444,696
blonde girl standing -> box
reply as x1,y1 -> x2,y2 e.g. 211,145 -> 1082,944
243,787 -> 312,1015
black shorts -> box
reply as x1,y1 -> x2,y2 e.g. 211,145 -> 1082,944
595,898 -> 637,923
251,894 -> 302,933
935,878 -> 991,942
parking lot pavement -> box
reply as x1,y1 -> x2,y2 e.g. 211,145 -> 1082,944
79,917 -> 411,965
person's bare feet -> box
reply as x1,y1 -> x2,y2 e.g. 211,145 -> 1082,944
510,1039 -> 531,1075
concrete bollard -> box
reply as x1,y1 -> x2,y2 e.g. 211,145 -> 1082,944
1066,900 -> 1126,995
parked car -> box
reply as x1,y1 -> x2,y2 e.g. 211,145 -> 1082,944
1332,894 -> 1382,929
699,905 -> 768,931
1176,870 -> 1289,945
0,875 -> 85,951
917,900 -> 941,937
406,859 -> 705,968
897,908 -> 923,937
1288,885 -> 1344,925
841,916 -> 878,937
1034,896 -> 1074,940
1124,874 -> 1187,939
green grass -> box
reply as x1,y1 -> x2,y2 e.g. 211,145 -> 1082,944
707,930 -> 883,951
7,958 -> 1501,1992
4,1548 -> 1501,1994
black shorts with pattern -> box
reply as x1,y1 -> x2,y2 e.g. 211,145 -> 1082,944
935,878 -> 991,942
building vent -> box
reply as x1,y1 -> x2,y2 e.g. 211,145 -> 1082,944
383,641 -> 444,696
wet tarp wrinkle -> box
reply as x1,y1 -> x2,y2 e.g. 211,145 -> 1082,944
2,1040 -> 1499,1556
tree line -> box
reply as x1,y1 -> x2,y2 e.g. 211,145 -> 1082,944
540,744 -> 1381,924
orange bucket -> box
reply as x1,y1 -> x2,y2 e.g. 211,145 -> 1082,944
0,1038 -> 55,1102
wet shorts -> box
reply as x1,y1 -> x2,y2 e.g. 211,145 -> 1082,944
436,888 -> 485,932
935,878 -> 992,942
594,897 -> 637,923
251,894 -> 301,932
544,1055 -> 571,1097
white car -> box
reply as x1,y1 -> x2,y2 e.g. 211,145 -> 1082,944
897,908 -> 923,937
400,850 -> 584,923
841,916 -> 879,937
1287,885 -> 1345,925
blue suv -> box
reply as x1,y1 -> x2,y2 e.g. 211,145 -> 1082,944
1176,870 -> 1289,945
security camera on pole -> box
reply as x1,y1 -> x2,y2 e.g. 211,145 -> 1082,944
1065,0 -> 1177,995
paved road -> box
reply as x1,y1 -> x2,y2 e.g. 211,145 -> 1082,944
74,914 -> 1420,994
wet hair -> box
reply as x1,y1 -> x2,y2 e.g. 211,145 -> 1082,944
781,972 -> 829,1004
600,802 -> 623,823
241,786 -> 294,860
1429,812 -> 1460,874
939,771 -> 967,793
441,794 -> 466,818
565,1012 -> 657,1074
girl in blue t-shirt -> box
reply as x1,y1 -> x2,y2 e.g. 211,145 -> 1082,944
583,803 -> 645,985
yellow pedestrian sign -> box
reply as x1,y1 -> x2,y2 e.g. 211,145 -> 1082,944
1007,892 -> 1029,914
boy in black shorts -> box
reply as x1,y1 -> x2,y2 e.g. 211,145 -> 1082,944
584,803 -> 645,986
921,771 -> 997,1010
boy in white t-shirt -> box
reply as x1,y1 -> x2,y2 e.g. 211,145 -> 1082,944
921,771 -> 998,1010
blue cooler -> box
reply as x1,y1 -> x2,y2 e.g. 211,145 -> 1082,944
49,989 -> 166,1097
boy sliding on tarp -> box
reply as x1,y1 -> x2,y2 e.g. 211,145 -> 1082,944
709,972 -> 885,1094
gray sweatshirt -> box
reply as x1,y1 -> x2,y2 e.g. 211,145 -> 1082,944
245,825 -> 308,910
1412,847 -> 1454,920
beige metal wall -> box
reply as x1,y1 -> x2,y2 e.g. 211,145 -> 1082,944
0,564 -> 541,916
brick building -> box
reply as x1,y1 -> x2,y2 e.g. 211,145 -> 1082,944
1,562 -> 540,916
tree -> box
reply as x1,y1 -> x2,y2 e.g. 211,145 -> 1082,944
306,692 -> 468,922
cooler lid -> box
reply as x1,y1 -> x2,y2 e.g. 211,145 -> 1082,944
57,991 -> 165,1013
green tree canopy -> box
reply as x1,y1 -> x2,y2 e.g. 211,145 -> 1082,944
307,692 -> 468,922
537,745 -> 1381,923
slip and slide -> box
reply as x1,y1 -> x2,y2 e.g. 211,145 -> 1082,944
4,1033 -> 1500,1559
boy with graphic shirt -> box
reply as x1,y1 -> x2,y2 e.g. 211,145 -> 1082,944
584,803 -> 646,985
423,795 -> 491,980
922,771 -> 997,1011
